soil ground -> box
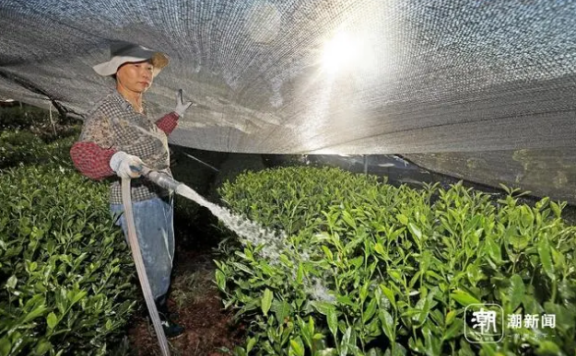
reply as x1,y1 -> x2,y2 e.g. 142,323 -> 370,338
125,151 -> 265,356
126,207 -> 245,356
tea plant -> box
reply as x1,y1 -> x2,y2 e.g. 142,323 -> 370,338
0,131 -> 76,169
216,167 -> 576,355
0,106 -> 48,131
0,164 -> 137,356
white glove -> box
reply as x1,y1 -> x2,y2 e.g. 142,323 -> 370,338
174,89 -> 193,117
110,151 -> 144,179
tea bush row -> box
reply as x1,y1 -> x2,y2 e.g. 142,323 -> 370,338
216,166 -> 576,356
0,131 -> 77,169
0,106 -> 46,130
0,163 -> 137,356
0,106 -> 79,134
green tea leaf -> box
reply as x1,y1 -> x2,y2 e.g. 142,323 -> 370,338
244,247 -> 254,261
543,302 -> 575,332
233,346 -> 247,356
508,274 -> 525,311
296,263 -> 304,284
282,321 -> 295,346
422,325 -> 441,356
374,243 -> 386,257
350,256 -> 364,268
445,310 -> 456,326
379,309 -> 395,341
342,211 -> 356,229
538,238 -> 556,281
47,312 -> 58,329
552,249 -> 566,269
558,279 -> 575,301
450,290 -> 481,307
327,308 -> 338,340
22,302 -> 47,323
550,201 -> 562,218
414,294 -> 434,325
0,337 -> 11,356
5,275 -> 17,289
484,236 -> 502,264
271,299 -> 291,322
308,316 -> 315,336
232,262 -> 255,275
457,339 -> 475,356
259,260 -> 274,276
536,341 -> 560,354
246,337 -> 256,353
261,289 -> 273,316
519,206 -> 534,227
426,271 -> 444,282
396,214 -> 408,225
380,284 -> 396,308
442,318 -> 463,341
408,223 -> 422,242
360,282 -> 370,303
215,270 -> 226,291
310,301 -> 335,316
509,234 -> 529,251
339,327 -> 352,356
388,270 -> 403,284
363,298 -> 378,323
70,290 -> 87,305
336,295 -> 355,308
290,338 -> 305,356
322,246 -> 334,262
299,319 -> 313,349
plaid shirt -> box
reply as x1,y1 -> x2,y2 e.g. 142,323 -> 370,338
70,89 -> 180,204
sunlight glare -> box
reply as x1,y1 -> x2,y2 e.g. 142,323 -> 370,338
322,32 -> 360,73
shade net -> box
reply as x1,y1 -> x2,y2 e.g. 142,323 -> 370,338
0,0 -> 575,203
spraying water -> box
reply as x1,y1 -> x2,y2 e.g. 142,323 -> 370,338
176,185 -> 289,259
175,184 -> 334,302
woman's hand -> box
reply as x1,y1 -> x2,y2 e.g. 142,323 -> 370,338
110,151 -> 144,179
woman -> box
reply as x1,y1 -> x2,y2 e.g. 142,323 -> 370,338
70,42 -> 192,338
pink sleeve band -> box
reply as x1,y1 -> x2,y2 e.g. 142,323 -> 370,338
70,141 -> 117,180
155,112 -> 180,135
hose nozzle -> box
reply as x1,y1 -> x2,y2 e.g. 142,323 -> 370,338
131,165 -> 182,191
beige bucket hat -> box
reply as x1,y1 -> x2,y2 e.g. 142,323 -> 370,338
93,42 -> 169,77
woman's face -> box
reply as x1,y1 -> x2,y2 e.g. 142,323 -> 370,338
116,60 -> 154,93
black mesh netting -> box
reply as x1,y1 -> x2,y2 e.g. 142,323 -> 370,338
0,0 -> 574,203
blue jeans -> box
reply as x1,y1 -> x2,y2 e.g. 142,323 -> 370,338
110,195 -> 175,300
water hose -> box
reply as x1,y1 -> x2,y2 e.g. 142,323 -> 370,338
121,169 -> 180,356
139,166 -> 183,191
180,152 -> 220,172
